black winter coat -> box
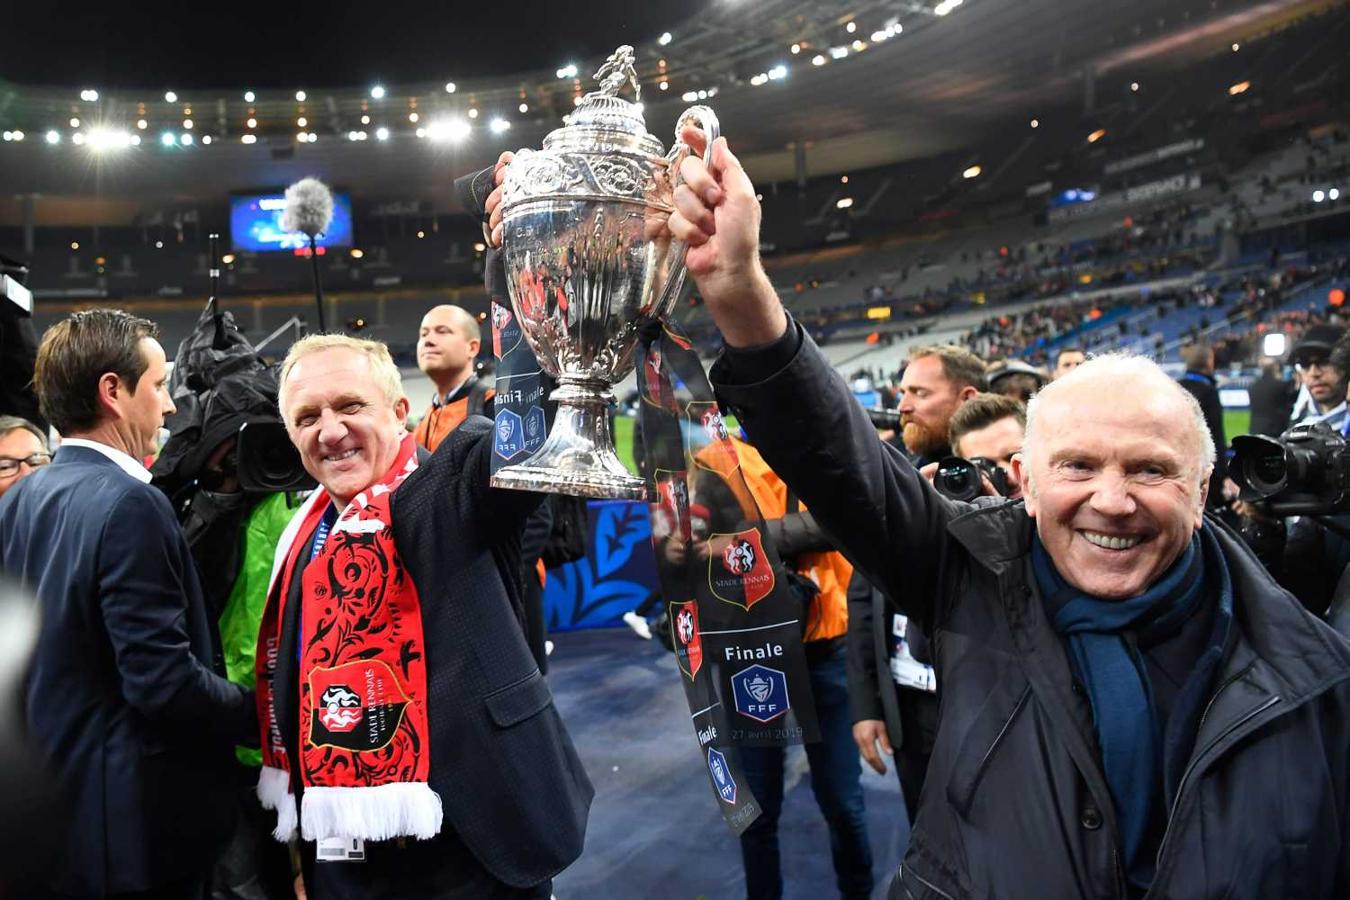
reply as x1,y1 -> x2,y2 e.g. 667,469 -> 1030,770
712,323 -> 1350,899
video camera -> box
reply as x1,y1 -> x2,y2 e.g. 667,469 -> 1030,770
1230,422 -> 1350,517
236,421 -> 315,493
933,456 -> 1010,502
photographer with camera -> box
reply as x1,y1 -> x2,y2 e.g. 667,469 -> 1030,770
671,129 -> 1350,898
1286,324 -> 1348,432
1232,333 -> 1350,639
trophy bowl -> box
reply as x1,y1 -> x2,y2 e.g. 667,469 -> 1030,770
492,45 -> 719,501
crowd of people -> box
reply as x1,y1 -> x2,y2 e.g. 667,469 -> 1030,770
1,135 -> 1349,900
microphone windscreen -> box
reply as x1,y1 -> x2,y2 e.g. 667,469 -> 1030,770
282,177 -> 335,238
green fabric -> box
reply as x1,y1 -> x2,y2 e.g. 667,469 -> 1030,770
220,491 -> 304,767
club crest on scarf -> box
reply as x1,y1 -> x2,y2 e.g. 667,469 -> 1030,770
492,300 -> 522,359
708,527 -> 775,610
687,401 -> 738,474
308,660 -> 412,752
670,600 -> 704,680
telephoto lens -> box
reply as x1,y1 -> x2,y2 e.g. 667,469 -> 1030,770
934,457 -> 984,502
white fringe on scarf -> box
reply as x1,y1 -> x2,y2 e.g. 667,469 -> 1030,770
300,782 -> 443,842
257,766 -> 298,841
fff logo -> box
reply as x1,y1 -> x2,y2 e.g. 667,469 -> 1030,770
731,664 -> 790,724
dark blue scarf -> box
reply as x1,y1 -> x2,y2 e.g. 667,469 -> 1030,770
1032,527 -> 1232,889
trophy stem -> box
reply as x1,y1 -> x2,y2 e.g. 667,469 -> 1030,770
491,378 -> 649,501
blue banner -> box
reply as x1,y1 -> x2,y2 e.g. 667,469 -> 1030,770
543,500 -> 658,631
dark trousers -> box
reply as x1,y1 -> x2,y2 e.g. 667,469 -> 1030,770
738,641 -> 873,900
303,828 -> 551,900
893,688 -> 938,824
48,882 -> 204,900
209,781 -> 294,900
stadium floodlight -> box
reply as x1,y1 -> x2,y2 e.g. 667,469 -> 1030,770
136,119 -> 148,130
375,127 -> 390,141
241,134 -> 257,144
183,119 -> 193,129
164,91 -> 178,103
963,165 -> 982,179
130,135 -> 140,146
200,134 -> 211,145
445,82 -> 457,93
160,132 -> 176,147
658,32 -> 672,46
1331,188 -> 1342,201
87,128 -> 132,151
295,90 -> 307,102
490,118 -> 511,134
370,85 -> 386,99
768,65 -> 788,80
682,90 -> 699,102
246,117 -> 258,129
812,54 -> 827,66
469,107 -> 480,118
80,89 -> 99,102
1228,81 -> 1251,96
846,21 -> 856,32
519,103 -> 529,113
180,133 -> 193,145
830,46 -> 849,59
1030,118 -> 1039,128
244,90 -> 255,102
1313,190 -> 1326,203
1131,82 -> 1140,92
791,43 -> 801,54
45,130 -> 60,144
427,118 -> 471,142
72,133 -> 85,146
408,112 -> 419,123
69,117 -> 80,128
556,64 -> 578,79
1263,333 -> 1287,358
415,127 -> 426,138
1087,128 -> 1106,143
934,0 -> 963,15
836,197 -> 854,209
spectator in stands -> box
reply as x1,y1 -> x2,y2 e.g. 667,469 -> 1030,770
0,417 -> 49,501
262,334 -> 590,898
896,345 -> 986,464
413,304 -> 493,452
1287,324 -> 1348,432
1178,341 -> 1228,511
1053,347 -> 1086,379
948,393 -> 1026,500
1247,356 -> 1295,437
0,309 -> 253,898
672,131 -> 1350,899
987,359 -> 1045,404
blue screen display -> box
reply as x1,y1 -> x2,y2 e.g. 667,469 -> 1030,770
229,191 -> 354,252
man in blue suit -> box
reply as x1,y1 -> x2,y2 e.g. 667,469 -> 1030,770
0,309 -> 253,899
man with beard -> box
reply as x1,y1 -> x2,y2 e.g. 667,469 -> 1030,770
896,345 -> 987,465
849,344 -> 985,821
1287,325 -> 1347,432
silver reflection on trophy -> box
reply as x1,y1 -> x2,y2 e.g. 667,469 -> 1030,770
492,44 -> 719,500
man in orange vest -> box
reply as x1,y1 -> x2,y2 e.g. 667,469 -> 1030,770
692,432 -> 872,900
413,304 -> 494,452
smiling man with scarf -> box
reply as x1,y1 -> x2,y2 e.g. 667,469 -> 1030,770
255,334 -> 591,899
658,129 -> 1350,898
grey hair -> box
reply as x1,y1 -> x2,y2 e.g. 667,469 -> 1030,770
0,416 -> 47,450
1023,352 -> 1215,486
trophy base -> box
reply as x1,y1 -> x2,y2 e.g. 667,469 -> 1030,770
491,387 -> 650,502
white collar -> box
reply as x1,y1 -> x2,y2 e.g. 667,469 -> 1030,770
59,438 -> 153,483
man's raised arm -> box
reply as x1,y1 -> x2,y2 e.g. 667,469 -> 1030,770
668,128 -> 960,623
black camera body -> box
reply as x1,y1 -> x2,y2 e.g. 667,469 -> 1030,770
1231,422 -> 1350,516
933,456 -> 1010,502
236,421 -> 316,493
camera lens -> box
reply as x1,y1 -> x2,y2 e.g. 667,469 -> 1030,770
935,457 -> 982,502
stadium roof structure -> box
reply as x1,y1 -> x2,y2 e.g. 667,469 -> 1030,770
0,0 -> 1340,207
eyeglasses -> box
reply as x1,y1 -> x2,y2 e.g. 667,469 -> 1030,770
0,453 -> 52,478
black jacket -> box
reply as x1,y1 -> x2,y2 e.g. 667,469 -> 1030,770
712,323 -> 1350,899
275,418 -> 593,895
0,446 -> 253,897
1177,370 -> 1227,510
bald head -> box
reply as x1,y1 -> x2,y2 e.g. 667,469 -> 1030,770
417,304 -> 481,391
1024,354 -> 1215,484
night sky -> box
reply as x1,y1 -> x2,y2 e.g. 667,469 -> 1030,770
3,0 -> 712,89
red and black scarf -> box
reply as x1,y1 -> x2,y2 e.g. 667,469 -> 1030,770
255,434 -> 442,842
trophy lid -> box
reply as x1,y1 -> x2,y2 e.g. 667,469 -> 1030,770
543,46 -> 663,156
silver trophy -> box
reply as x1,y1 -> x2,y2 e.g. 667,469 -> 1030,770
493,45 -> 719,500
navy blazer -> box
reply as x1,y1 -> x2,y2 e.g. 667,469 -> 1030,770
0,444 -> 253,897
278,418 -> 593,897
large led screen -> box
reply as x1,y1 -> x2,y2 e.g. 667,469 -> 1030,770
230,191 -> 354,252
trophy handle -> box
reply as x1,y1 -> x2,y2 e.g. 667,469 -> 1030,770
666,106 -> 721,177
